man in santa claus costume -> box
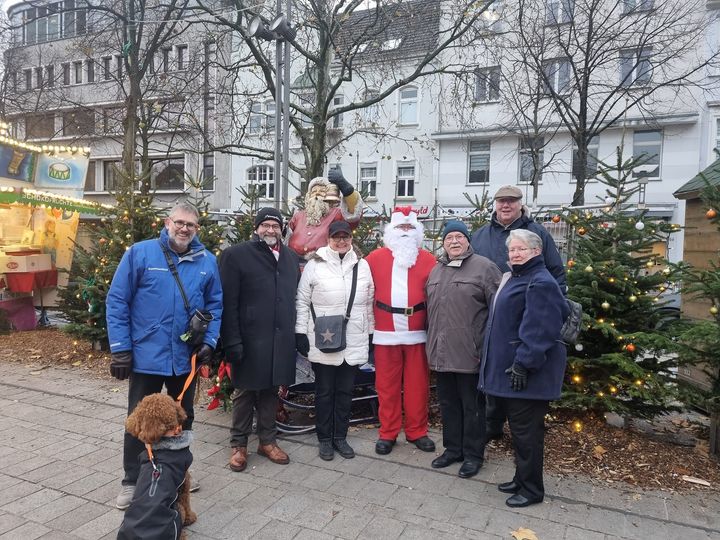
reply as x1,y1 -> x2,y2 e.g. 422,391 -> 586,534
287,168 -> 363,261
365,207 -> 437,455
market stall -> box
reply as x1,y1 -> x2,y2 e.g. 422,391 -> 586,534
0,121 -> 106,330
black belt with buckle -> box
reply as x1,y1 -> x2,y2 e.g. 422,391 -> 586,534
376,300 -> 426,316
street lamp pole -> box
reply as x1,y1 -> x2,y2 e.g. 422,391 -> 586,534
248,5 -> 295,212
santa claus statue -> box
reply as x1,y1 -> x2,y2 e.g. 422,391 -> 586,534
365,207 -> 437,455
286,168 -> 362,260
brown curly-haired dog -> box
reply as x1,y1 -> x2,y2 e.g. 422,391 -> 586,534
118,394 -> 196,540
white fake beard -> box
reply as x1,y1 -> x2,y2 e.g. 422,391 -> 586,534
384,223 -> 424,269
305,196 -> 330,226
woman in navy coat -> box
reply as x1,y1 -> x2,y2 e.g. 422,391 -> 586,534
479,229 -> 569,508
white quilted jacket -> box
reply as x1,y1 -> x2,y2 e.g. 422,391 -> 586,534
295,246 -> 375,366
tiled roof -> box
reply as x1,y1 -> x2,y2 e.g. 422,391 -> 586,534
335,0 -> 440,61
674,158 -> 720,199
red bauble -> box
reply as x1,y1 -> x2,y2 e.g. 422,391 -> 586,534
626,343 -> 636,353
151,222 -> 157,228
577,227 -> 587,235
567,259 -> 576,268
552,215 -> 561,223
707,209 -> 717,219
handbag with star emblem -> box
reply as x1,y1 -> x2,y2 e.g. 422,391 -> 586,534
310,263 -> 359,353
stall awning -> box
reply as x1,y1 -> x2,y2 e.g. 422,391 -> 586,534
0,187 -> 110,215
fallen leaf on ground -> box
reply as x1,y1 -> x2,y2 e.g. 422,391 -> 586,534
71,361 -> 82,367
511,527 -> 539,540
592,445 -> 607,459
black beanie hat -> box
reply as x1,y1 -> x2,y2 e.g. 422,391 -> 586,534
254,207 -> 283,229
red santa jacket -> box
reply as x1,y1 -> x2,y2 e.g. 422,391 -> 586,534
365,247 -> 437,345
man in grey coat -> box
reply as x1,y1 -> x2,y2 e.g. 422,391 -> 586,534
426,220 -> 501,479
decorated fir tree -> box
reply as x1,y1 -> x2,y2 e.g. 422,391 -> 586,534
559,148 -> 682,418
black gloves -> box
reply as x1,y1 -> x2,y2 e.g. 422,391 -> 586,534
327,167 -> 354,197
296,333 -> 310,357
505,363 -> 528,392
225,343 -> 244,364
195,344 -> 214,366
110,351 -> 132,380
368,334 -> 374,354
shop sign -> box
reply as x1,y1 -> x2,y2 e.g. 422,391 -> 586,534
0,143 -> 36,182
34,153 -> 89,196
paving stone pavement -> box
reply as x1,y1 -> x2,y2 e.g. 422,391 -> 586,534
0,362 -> 718,540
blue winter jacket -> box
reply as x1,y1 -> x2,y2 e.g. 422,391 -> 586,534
470,210 -> 566,292
479,255 -> 569,400
106,228 -> 223,376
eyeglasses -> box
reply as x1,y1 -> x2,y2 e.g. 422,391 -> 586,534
258,223 -> 282,232
330,235 -> 351,241
496,198 -> 520,206
508,247 -> 534,254
444,234 -> 467,243
172,220 -> 198,231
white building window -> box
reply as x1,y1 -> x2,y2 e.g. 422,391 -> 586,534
543,58 -> 571,94
102,57 -> 112,80
46,65 -> 55,87
249,101 -> 275,134
620,47 -> 652,87
176,44 -> 188,71
475,67 -> 500,102
468,141 -> 491,184
151,156 -> 185,191
519,136 -> 544,184
74,60 -> 83,84
360,165 -> 377,198
34,67 -> 43,89
546,0 -> 573,24
632,130 -> 662,181
331,95 -> 344,128
248,165 -> 275,199
380,38 -> 402,51
396,164 -> 415,198
714,118 -> 720,153
623,0 -> 653,13
86,59 -> 94,83
62,63 -> 70,85
23,69 -> 32,91
84,160 -> 97,192
363,90 -> 380,125
572,136 -> 599,182
398,86 -> 418,125
102,160 -> 121,191
201,153 -> 215,191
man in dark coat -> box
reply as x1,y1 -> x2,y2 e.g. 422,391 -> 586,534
470,185 -> 566,440
220,207 -> 301,472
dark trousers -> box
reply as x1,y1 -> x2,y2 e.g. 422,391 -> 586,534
123,372 -> 196,486
436,371 -> 486,461
486,394 -> 507,436
312,362 -> 358,442
498,397 -> 549,501
230,386 -> 278,447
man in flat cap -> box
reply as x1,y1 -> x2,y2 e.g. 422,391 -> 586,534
470,185 -> 566,441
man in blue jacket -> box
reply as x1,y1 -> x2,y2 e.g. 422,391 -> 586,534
470,185 -> 566,441
106,202 -> 223,510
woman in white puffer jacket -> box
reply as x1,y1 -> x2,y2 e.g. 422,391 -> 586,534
295,221 -> 375,461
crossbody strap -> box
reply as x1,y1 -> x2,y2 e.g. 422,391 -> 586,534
310,262 -> 359,322
159,241 -> 191,312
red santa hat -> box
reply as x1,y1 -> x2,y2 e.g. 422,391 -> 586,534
390,206 -> 419,228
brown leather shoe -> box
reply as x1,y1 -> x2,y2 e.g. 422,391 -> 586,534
257,443 -> 289,465
229,446 -> 247,472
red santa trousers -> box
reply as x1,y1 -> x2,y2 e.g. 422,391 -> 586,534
374,343 -> 430,441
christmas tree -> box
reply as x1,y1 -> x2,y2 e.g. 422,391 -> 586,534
58,170 -> 227,346
559,148 -> 682,418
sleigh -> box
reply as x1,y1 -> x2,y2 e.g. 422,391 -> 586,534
276,357 -> 379,435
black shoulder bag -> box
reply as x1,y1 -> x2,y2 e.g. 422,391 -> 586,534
159,241 -> 213,346
310,263 -> 358,353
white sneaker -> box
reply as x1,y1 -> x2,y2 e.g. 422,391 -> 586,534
190,476 -> 200,493
116,484 -> 135,510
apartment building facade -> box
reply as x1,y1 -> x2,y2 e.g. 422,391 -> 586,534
3,0 -> 230,211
